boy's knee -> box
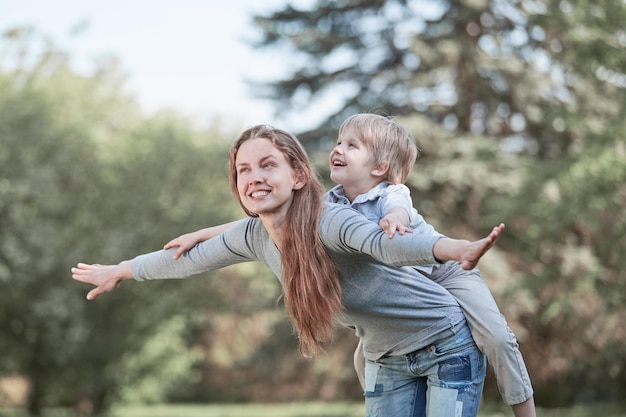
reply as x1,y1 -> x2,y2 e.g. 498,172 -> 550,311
475,326 -> 519,357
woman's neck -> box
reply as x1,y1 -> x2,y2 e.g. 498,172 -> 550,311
260,214 -> 287,249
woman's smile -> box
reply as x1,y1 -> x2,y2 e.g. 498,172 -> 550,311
250,190 -> 270,198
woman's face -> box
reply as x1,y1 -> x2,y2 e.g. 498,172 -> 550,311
235,137 -> 305,220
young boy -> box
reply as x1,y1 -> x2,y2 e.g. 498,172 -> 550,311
164,114 -> 535,416
325,113 -> 535,417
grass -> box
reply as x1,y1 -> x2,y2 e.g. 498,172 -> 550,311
114,402 -> 363,417
1,402 -> 625,417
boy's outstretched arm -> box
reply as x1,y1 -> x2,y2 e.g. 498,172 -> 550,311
163,220 -> 241,259
433,223 -> 505,270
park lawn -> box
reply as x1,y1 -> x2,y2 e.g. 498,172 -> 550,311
114,402 -> 363,417
113,402 -> 626,417
2,402 -> 626,417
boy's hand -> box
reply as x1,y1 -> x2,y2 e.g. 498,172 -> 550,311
379,214 -> 413,239
163,232 -> 200,260
163,224 -> 238,260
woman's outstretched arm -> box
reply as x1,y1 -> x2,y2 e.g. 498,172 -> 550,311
72,218 -> 265,300
71,261 -> 133,300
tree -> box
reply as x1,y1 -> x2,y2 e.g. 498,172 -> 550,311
0,28 -> 129,415
0,27 -> 245,415
249,0 -> 626,405
250,0 -> 558,147
495,0 -> 626,404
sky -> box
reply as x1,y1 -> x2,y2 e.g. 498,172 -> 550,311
0,0 -> 314,131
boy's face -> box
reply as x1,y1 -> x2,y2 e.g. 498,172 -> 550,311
329,127 -> 381,198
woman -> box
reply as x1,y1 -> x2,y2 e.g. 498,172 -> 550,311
72,125 -> 502,417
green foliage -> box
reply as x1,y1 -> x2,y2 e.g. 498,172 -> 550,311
2,0 -> 626,411
0,29 -> 250,415
117,317 -> 203,404
248,0 -> 626,406
0,34 -> 127,415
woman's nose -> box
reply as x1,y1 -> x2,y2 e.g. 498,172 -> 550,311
249,170 -> 264,184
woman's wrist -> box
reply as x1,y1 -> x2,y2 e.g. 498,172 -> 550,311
117,260 -> 134,280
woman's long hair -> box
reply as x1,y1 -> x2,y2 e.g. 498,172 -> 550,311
228,125 -> 343,357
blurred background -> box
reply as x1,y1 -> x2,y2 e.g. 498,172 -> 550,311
1,0 -> 625,416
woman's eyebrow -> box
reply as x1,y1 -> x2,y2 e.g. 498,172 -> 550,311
259,154 -> 279,163
236,154 -> 277,168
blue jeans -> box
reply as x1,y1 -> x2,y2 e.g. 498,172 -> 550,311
364,325 -> 486,417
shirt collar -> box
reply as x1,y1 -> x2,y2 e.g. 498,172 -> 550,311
326,182 -> 391,204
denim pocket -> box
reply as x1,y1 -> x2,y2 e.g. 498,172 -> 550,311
431,340 -> 476,357
437,354 -> 472,382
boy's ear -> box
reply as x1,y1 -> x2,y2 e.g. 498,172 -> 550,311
371,162 -> 389,178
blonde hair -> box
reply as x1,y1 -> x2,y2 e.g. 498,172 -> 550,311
338,113 -> 419,184
228,125 -> 343,357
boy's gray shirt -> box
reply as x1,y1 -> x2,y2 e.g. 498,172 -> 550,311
132,203 -> 465,361
325,182 -> 445,274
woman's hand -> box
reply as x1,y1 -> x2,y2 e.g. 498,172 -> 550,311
71,261 -> 133,300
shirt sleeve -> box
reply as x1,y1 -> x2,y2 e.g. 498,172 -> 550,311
378,184 -> 416,223
319,203 -> 441,266
132,219 -> 260,281
382,184 -> 446,240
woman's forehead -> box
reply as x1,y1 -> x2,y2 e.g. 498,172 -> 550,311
237,138 -> 282,163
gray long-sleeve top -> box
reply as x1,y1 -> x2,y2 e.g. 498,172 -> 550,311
132,203 -> 466,361
325,182 -> 445,275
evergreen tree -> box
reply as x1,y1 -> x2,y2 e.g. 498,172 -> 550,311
250,0 -> 626,403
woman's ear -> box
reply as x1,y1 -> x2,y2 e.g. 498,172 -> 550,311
371,162 -> 389,178
293,170 -> 307,190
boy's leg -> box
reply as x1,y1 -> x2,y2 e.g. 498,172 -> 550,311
428,262 -> 535,414
512,398 -> 537,417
